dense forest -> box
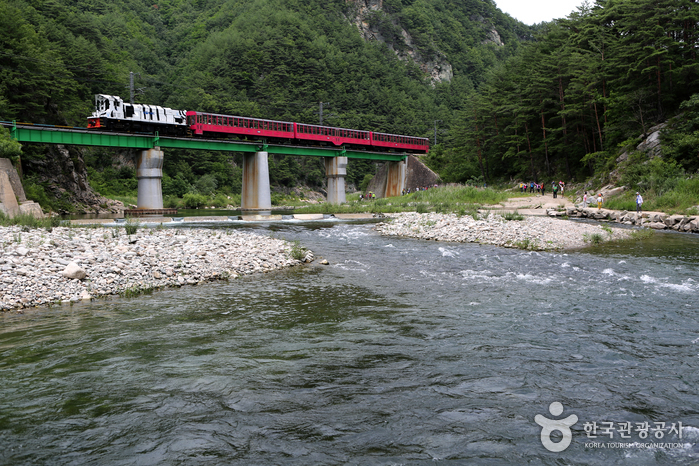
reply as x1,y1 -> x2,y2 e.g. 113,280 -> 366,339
428,0 -> 699,190
1,0 -> 698,211
0,0 -> 530,209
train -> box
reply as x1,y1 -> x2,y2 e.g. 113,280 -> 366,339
87,94 -> 429,153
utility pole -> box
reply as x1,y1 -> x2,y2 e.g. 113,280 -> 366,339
433,120 -> 443,146
319,101 -> 329,125
129,72 -> 141,104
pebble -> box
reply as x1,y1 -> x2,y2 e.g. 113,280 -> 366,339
375,212 -> 631,250
0,226 -> 311,312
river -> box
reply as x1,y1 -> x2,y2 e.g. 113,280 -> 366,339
1,220 -> 698,465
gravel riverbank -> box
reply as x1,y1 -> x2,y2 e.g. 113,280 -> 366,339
375,212 -> 632,250
0,226 -> 311,311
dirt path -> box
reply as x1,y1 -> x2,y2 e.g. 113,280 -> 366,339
485,193 -> 576,216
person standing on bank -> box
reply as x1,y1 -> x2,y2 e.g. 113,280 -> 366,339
597,193 -> 604,210
583,191 -> 588,208
636,192 -> 643,214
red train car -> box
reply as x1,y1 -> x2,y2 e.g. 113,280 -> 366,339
184,110 -> 429,154
371,132 -> 430,154
187,111 -> 295,140
294,123 -> 371,147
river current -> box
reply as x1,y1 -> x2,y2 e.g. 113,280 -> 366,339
1,220 -> 698,465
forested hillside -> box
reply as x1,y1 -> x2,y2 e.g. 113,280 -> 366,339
1,0 -> 697,212
0,0 -> 528,210
428,0 -> 699,196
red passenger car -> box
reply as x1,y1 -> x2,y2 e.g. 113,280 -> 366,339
371,132 -> 430,154
186,111 -> 295,140
294,123 -> 371,147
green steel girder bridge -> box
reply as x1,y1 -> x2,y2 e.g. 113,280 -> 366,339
2,121 -> 407,162
2,121 -> 410,209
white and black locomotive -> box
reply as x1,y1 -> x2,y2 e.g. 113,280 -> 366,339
87,94 -> 187,135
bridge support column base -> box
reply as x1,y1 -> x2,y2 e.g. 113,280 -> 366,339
384,159 -> 407,198
137,147 -> 164,210
242,151 -> 272,210
325,156 -> 347,204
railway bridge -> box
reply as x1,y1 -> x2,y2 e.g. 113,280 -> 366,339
2,122 -> 411,210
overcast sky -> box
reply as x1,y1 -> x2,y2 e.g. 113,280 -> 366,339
494,0 -> 585,25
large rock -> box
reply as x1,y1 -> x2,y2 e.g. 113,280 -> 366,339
648,222 -> 668,230
664,215 -> 685,227
690,217 -> 699,232
648,213 -> 668,223
601,186 -> 627,198
62,262 -> 87,280
23,145 -> 123,214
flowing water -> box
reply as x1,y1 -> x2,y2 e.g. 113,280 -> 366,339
1,221 -> 699,465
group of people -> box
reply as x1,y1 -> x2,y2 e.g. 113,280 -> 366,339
401,184 -> 439,195
517,181 -> 568,197
517,180 -> 646,213
359,184 -> 441,200
582,191 -> 604,209
581,191 -> 643,212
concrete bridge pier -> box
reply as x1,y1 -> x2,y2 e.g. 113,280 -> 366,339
242,151 -> 272,210
325,156 -> 347,204
384,159 -> 407,198
137,147 -> 164,209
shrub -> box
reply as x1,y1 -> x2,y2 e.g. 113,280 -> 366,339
182,192 -> 208,208
124,220 -> 139,235
212,193 -> 230,207
290,241 -> 306,260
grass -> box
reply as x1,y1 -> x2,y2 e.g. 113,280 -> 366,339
501,211 -> 524,221
601,224 -> 613,239
111,195 -> 138,207
289,240 -> 307,261
514,237 -> 542,250
583,232 -> 605,245
120,284 -> 157,298
124,219 -> 139,235
0,212 -> 64,229
294,186 -> 513,215
603,177 -> 699,215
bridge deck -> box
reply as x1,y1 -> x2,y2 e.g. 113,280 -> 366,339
2,122 -> 407,161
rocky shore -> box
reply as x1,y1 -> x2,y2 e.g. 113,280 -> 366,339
557,206 -> 699,233
375,212 -> 631,250
0,226 -> 313,311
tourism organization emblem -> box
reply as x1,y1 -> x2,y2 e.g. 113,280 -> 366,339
534,402 -> 578,452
